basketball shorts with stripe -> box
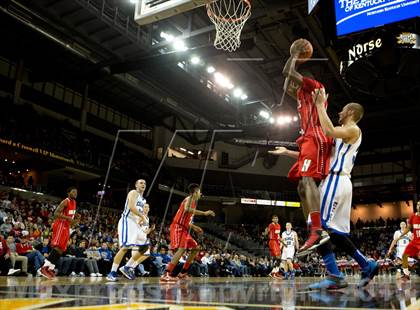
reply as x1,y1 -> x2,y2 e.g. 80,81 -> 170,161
170,223 -> 198,250
51,220 -> 70,252
396,246 -> 406,260
281,247 -> 295,261
118,216 -> 148,248
268,239 -> 281,257
288,134 -> 333,182
320,174 -> 352,235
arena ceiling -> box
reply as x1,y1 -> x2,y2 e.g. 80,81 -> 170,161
0,0 -> 419,152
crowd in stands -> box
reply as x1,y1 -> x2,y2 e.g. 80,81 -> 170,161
1,186 -> 416,280
0,100 -> 156,199
0,97 -> 300,206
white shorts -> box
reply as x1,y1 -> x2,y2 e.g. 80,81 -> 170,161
396,247 -> 406,260
320,174 -> 352,235
118,216 -> 148,248
281,247 -> 295,260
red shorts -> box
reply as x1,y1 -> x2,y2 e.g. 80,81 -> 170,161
50,220 -> 70,252
269,240 -> 281,257
170,224 -> 198,250
403,239 -> 420,258
288,133 -> 333,182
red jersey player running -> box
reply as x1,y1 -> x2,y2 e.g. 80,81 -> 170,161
160,183 -> 215,283
267,215 -> 282,278
387,201 -> 420,280
40,187 -> 79,279
269,39 -> 333,253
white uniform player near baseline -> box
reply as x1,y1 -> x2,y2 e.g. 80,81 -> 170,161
118,191 -> 147,248
393,221 -> 413,260
107,179 -> 150,282
281,223 -> 299,279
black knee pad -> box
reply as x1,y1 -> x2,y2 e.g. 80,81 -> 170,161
329,232 -> 357,256
317,240 -> 333,257
48,248 -> 62,265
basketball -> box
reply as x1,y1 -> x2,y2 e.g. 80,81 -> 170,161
290,39 -> 313,64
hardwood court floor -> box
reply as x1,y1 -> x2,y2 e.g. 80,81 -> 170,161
0,275 -> 418,309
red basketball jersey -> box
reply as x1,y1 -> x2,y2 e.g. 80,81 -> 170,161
408,213 -> 420,240
55,198 -> 76,225
172,197 -> 196,228
297,77 -> 329,135
268,223 -> 281,240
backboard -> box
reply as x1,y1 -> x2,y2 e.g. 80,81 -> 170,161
134,0 -> 211,25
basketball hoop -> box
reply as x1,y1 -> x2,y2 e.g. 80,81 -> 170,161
206,0 -> 251,52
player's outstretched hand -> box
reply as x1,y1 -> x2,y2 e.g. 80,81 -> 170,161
268,146 -> 288,155
205,210 -> 215,217
312,88 -> 328,105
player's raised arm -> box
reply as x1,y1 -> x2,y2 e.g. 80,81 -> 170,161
312,88 -> 360,140
282,43 -> 304,87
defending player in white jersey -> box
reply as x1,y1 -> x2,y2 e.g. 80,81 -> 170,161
387,221 -> 415,275
281,223 -> 299,279
106,179 -> 149,281
388,221 -> 413,260
305,88 -> 378,290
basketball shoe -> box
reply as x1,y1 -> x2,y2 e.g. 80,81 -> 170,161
160,271 -> 178,283
308,273 -> 348,290
358,260 -> 379,288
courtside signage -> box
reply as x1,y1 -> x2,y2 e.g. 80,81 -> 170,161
240,198 -> 301,207
335,0 -> 420,36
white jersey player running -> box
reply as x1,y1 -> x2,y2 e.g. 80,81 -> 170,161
393,221 -> 413,259
107,179 -> 149,282
281,223 -> 299,279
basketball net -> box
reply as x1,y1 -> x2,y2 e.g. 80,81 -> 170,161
206,0 -> 251,52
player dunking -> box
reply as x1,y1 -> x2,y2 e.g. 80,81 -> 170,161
267,215 -> 282,278
160,183 -> 215,283
281,222 -> 299,280
387,201 -> 420,280
40,187 -> 79,279
269,39 -> 332,253
106,179 -> 149,282
304,87 -> 377,289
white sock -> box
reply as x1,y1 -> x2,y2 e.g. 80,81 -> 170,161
111,263 -> 119,272
133,261 -> 140,268
126,258 -> 136,268
43,260 -> 51,267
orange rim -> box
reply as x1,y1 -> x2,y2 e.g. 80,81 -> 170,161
207,0 -> 252,24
